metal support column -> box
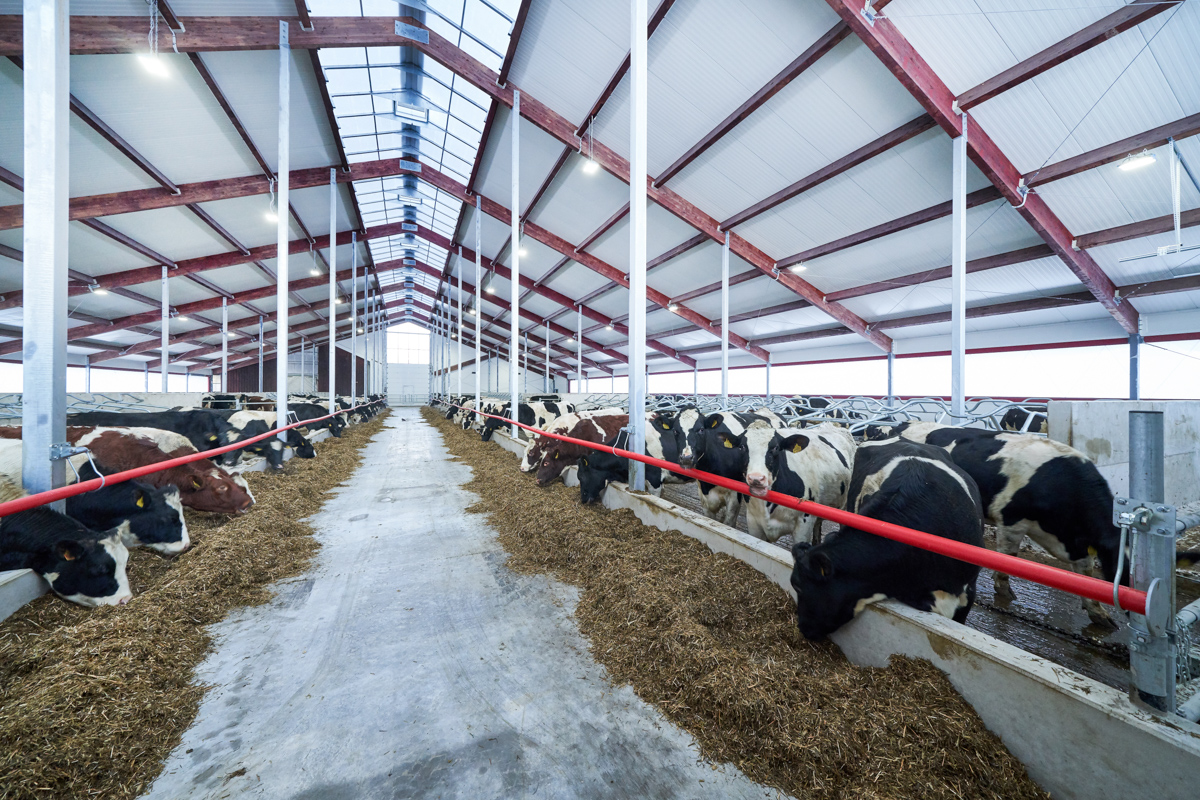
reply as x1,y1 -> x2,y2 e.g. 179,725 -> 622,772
221,297 -> 228,392
456,260 -> 463,398
160,265 -> 169,392
20,0 -> 69,500
509,89 -> 521,435
143,362 -> 149,392
887,350 -> 895,409
474,197 -> 481,417
350,232 -> 358,405
1130,332 -> 1142,400
275,20 -> 290,438
1126,410 -> 1175,712
950,114 -> 968,420
328,168 -> 337,411
765,357 -> 771,400
576,307 -> 583,392
522,332 -> 529,394
693,365 -> 698,398
84,355 -> 90,393
544,321 -> 550,392
720,230 -> 730,408
627,0 -> 649,491
258,316 -> 264,392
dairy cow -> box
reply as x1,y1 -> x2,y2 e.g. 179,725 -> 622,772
68,409 -> 236,455
535,413 -> 629,486
686,411 -> 775,527
1000,408 -> 1048,434
574,414 -> 688,502
742,421 -> 855,544
0,427 -> 253,515
890,421 -> 1195,626
1,477 -> 133,607
287,402 -> 345,438
790,438 -> 983,640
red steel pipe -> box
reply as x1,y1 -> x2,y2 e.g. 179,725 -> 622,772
0,401 -> 377,519
449,402 -> 1147,615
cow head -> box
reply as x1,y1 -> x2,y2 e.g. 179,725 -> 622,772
790,541 -> 874,641
577,453 -> 614,504
690,413 -> 747,480
179,470 -> 254,514
649,412 -> 689,468
66,473 -> 190,556
536,445 -> 573,487
744,423 -> 788,498
287,429 -> 317,458
31,524 -> 133,607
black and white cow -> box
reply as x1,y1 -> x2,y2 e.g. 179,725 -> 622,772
227,410 -> 317,465
0,479 -> 133,607
686,411 -> 775,527
576,415 -> 689,503
890,421 -> 1163,626
287,402 -> 346,438
742,421 -> 856,544
66,463 -> 190,555
1000,407 -> 1049,434
69,409 -> 236,455
789,438 -> 984,640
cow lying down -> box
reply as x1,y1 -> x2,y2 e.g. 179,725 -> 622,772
0,477 -> 133,607
790,438 -> 984,641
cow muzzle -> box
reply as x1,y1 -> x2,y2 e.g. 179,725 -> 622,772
679,448 -> 694,469
746,473 -> 770,498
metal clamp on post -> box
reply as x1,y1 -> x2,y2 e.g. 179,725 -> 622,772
50,443 -> 106,490
1114,495 -> 1178,712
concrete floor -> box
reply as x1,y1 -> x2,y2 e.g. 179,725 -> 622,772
143,410 -> 781,800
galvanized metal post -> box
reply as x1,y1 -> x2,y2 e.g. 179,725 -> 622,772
576,307 -> 583,392
887,350 -> 894,409
20,0 -> 69,501
627,0 -> 648,491
220,297 -> 228,392
328,168 -> 337,412
544,321 -> 550,392
474,197 -> 481,416
765,357 -> 771,400
1127,410 -> 1175,712
456,260 -> 463,398
693,365 -> 698,397
350,232 -> 358,405
258,315 -> 264,392
161,264 -> 170,392
509,90 -> 521,435
1129,332 -> 1142,400
84,355 -> 90,393
950,114 -> 968,420
275,20 -> 290,439
523,332 -> 529,394
143,362 -> 149,392
720,230 -> 730,409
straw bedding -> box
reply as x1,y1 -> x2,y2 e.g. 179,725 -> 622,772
0,411 -> 389,800
425,407 -> 1045,800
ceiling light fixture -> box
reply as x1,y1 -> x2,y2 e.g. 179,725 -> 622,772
310,268 -> 320,276
486,286 -> 495,294
668,302 -> 679,312
519,247 -> 529,257
581,115 -> 599,175
265,178 -> 279,222
138,54 -> 168,77
606,324 -> 613,331
1119,149 -> 1157,172
789,263 -> 807,273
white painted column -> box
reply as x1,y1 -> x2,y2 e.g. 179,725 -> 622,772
544,321 -> 550,392
221,297 -> 228,391
143,362 -> 149,392
84,355 -> 91,393
456,259 -> 463,397
950,114 -> 967,420
765,357 -> 771,400
275,20 -> 291,437
350,232 -> 358,405
160,265 -> 169,392
328,168 -> 337,412
258,315 -> 264,392
887,350 -> 895,409
509,90 -> 521,435
474,196 -> 481,413
720,230 -> 729,408
576,307 -> 583,391
627,0 -> 648,490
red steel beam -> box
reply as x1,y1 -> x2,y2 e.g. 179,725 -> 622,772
1026,111 -> 1200,187
496,0 -> 532,86
825,0 -> 1138,334
958,1 -> 1177,110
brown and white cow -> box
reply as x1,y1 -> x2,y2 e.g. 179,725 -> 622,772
535,412 -> 629,486
0,426 -> 253,515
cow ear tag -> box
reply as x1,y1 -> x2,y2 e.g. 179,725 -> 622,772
710,418 -> 720,428
792,442 -> 803,453
136,493 -> 145,508
192,477 -> 203,489
662,423 -> 669,430
1087,546 -> 1098,556
722,438 -> 733,449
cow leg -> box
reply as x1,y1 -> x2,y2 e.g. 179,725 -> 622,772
992,526 -> 1025,601
1073,556 -> 1117,628
720,492 -> 740,528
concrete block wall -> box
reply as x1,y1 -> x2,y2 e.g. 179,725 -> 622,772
1048,400 -> 1200,505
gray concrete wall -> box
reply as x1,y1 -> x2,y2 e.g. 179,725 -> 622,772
1049,400 -> 1200,505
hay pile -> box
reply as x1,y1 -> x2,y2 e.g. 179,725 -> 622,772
424,407 -> 1045,800
0,411 -> 389,800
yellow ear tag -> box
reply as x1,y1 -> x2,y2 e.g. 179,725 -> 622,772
722,439 -> 733,449
792,442 -> 803,453
710,419 -> 720,428
62,549 -> 76,561
136,495 -> 145,508
662,423 -> 669,430
1087,546 -> 1098,556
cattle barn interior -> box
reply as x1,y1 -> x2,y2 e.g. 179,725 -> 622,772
2,1 -> 1200,799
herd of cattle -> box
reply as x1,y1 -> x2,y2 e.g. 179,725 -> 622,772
433,395 -> 1196,640
0,394 -> 386,609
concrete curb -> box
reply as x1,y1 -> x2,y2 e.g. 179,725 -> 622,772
487,429 -> 1200,800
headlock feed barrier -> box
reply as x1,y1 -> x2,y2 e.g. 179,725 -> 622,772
448,402 -> 1148,616
0,401 -> 376,519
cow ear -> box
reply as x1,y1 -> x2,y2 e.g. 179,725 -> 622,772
808,551 -> 834,581
56,540 -> 84,562
783,434 -> 810,454
705,413 -> 722,429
